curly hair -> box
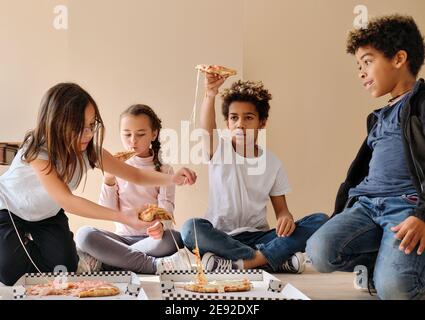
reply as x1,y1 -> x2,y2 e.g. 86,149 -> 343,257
120,104 -> 163,172
346,14 -> 425,76
221,80 -> 272,121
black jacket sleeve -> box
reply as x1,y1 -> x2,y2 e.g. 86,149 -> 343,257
412,90 -> 425,221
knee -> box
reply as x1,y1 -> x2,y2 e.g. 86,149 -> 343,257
309,213 -> 329,224
181,218 -> 211,249
166,230 -> 184,248
375,269 -> 423,300
301,213 -> 329,228
306,230 -> 338,273
75,226 -> 99,252
48,242 -> 79,273
156,230 -> 184,256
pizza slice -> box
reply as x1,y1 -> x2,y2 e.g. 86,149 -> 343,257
77,284 -> 120,298
195,64 -> 237,77
183,279 -> 252,293
180,219 -> 252,294
113,150 -> 138,161
26,280 -> 120,298
138,204 -> 176,224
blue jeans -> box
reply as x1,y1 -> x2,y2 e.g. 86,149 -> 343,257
306,195 -> 425,300
181,213 -> 328,272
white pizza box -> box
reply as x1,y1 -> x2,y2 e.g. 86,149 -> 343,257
159,269 -> 310,300
0,270 -> 148,300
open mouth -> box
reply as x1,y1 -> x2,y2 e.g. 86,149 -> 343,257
363,80 -> 374,89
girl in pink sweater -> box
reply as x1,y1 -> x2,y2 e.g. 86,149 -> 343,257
76,104 -> 182,274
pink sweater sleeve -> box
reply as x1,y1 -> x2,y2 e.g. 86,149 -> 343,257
99,182 -> 120,211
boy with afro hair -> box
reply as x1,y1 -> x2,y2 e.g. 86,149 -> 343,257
307,15 -> 425,300
172,73 -> 327,274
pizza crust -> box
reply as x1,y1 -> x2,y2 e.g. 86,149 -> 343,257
78,285 -> 120,298
195,64 -> 237,77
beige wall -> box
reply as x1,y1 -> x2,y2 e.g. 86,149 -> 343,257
1,0 -> 425,233
243,0 -> 425,224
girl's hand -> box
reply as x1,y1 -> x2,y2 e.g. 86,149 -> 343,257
147,220 -> 164,240
391,216 -> 425,255
103,172 -> 117,186
172,167 -> 197,185
204,70 -> 228,98
276,213 -> 296,237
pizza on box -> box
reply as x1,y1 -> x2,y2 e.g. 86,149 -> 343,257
195,64 -> 237,77
183,278 -> 251,294
181,241 -> 252,294
26,280 -> 120,298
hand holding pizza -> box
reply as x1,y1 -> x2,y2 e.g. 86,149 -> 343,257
147,220 -> 164,240
119,208 -> 158,231
195,64 -> 236,98
205,71 -> 228,97
103,150 -> 138,186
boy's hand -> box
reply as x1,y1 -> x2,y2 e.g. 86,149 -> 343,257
276,213 -> 296,237
391,216 -> 425,255
147,220 -> 164,240
204,70 -> 228,97
172,167 -> 197,185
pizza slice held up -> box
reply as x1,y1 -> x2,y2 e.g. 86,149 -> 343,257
195,64 -> 237,77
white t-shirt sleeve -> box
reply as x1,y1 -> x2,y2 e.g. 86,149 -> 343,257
269,165 -> 291,196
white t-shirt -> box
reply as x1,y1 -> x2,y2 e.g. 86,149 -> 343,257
0,148 -> 91,222
204,137 -> 291,236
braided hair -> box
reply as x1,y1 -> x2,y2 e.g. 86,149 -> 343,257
120,104 -> 163,172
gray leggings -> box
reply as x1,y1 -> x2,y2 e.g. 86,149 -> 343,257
75,226 -> 183,274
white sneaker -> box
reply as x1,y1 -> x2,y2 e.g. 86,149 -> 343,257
155,248 -> 196,274
201,252 -> 240,271
76,250 -> 102,274
281,252 -> 305,274
353,265 -> 376,294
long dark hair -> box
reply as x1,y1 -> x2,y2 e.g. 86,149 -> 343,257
22,83 -> 104,185
120,104 -> 163,172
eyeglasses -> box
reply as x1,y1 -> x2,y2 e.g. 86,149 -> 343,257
81,122 -> 102,136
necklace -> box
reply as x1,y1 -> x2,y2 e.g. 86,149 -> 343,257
388,88 -> 412,104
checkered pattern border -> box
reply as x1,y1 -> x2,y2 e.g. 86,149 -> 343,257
267,279 -> 284,293
125,283 -> 141,297
24,270 -> 132,278
160,269 -> 262,276
163,293 -> 299,301
13,288 -> 25,300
